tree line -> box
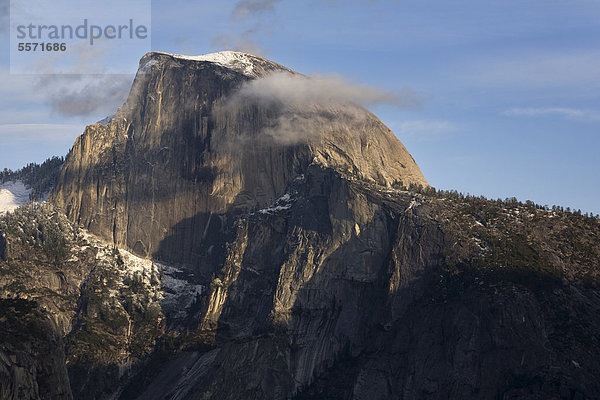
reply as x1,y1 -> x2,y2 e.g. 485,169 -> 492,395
404,182 -> 600,220
1,156 -> 65,201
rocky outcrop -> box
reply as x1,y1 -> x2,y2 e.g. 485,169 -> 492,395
0,204 -> 92,335
51,51 -> 428,268
0,204 -> 167,400
0,299 -> 72,400
344,284 -> 600,400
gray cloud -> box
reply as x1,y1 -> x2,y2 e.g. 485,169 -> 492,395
218,0 -> 381,54
20,41 -> 135,118
37,74 -> 133,118
233,0 -> 282,18
210,0 -> 282,54
211,28 -> 266,55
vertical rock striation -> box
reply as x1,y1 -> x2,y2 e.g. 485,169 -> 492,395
51,51 -> 428,270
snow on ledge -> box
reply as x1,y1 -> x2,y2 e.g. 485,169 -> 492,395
0,181 -> 31,215
257,193 -> 293,215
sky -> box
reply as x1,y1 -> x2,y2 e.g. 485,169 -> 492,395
0,0 -> 599,214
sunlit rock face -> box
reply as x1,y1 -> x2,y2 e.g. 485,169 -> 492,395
51,51 -> 428,270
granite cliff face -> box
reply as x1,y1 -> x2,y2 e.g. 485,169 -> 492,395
2,52 -> 600,400
51,51 -> 427,269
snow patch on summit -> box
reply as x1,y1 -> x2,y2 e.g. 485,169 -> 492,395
151,51 -> 259,77
0,181 -> 31,215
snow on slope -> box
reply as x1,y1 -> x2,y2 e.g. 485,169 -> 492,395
116,248 -> 204,320
81,229 -> 204,321
151,51 -> 259,77
160,265 -> 204,320
0,180 -> 31,215
256,193 -> 294,215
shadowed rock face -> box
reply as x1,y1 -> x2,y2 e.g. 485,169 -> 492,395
121,167 -> 600,400
50,51 -> 428,267
3,170 -> 600,400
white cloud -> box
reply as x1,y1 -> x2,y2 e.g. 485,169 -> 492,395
467,50 -> 600,89
228,71 -> 421,109
215,71 -> 421,144
504,107 -> 600,122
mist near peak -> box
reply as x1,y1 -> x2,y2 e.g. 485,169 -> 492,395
213,71 -> 421,144
229,71 -> 420,109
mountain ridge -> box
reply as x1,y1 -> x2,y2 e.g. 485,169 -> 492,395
141,51 -> 297,78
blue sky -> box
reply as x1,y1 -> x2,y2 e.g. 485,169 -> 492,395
1,0 -> 599,214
